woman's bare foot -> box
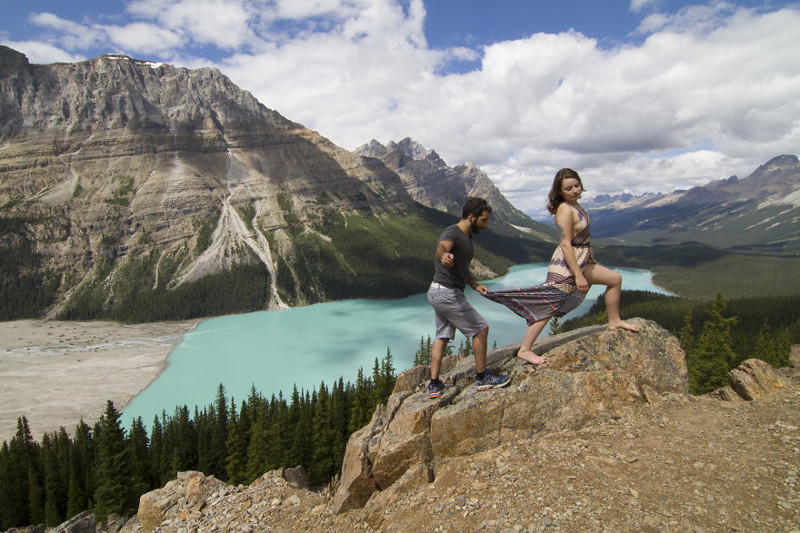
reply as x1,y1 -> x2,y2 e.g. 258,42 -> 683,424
517,349 -> 547,365
608,320 -> 639,332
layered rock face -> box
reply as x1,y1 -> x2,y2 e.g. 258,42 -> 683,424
332,318 -> 689,512
0,47 -> 446,319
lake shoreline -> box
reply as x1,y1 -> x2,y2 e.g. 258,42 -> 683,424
0,318 -> 197,443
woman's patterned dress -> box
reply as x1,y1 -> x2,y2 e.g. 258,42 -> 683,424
482,203 -> 596,325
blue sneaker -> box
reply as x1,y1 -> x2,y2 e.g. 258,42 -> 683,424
475,371 -> 511,391
428,380 -> 446,398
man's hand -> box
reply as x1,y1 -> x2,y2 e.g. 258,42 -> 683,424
440,252 -> 454,268
473,284 -> 488,295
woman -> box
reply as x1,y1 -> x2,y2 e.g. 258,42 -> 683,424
483,168 -> 638,365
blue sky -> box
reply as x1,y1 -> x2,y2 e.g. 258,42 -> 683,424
2,0 -> 799,215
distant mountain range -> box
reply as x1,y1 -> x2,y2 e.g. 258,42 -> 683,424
0,46 -> 553,321
581,155 -> 800,254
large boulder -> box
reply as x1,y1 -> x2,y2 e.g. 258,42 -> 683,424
332,318 -> 688,512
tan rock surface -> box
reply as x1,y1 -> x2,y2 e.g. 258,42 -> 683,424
121,379 -> 800,532
334,319 -> 688,511
0,319 -> 196,442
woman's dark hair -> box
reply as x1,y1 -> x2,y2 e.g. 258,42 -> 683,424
546,168 -> 585,215
462,197 -> 492,219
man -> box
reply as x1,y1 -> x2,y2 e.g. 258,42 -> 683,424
427,197 -> 511,398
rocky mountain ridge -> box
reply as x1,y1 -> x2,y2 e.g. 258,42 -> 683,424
0,46 -> 553,321
356,138 -> 554,241
27,322 -> 800,532
581,154 -> 800,253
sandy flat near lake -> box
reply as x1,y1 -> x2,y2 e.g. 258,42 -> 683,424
0,319 -> 197,443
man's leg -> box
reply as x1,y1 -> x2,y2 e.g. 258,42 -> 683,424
472,326 -> 511,391
471,326 -> 488,373
430,337 -> 449,380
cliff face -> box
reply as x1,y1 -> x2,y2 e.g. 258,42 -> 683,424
0,47 -> 474,319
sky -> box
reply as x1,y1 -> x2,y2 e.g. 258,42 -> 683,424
2,0 -> 799,217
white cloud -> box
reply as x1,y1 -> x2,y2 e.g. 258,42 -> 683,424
128,0 -> 254,49
629,0 -> 659,14
107,22 -> 185,54
0,39 -> 86,64
6,1 -> 800,215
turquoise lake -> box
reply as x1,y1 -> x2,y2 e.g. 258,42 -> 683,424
122,264 -> 670,425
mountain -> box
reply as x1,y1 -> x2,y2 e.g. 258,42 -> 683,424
582,155 -> 800,254
0,46 -> 553,322
355,138 -> 554,241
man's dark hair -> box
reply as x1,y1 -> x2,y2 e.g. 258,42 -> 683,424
461,197 -> 492,219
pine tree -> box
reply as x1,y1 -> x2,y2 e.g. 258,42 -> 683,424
128,417 -> 151,498
289,390 -> 314,470
413,335 -> 432,366
548,317 -> 563,336
209,384 -> 229,479
148,416 -> 164,485
5,417 -> 37,527
774,328 -> 792,367
224,403 -> 246,485
373,348 -> 396,406
54,428 -> 71,520
678,306 -> 696,356
348,368 -> 374,432
310,382 -> 336,483
42,432 -> 67,526
0,442 -> 15,529
93,401 -> 134,522
689,293 -> 738,394
245,401 -> 269,483
754,319 -> 776,366
27,463 -> 44,526
66,421 -> 92,519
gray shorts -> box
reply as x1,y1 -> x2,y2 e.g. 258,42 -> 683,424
427,283 -> 489,340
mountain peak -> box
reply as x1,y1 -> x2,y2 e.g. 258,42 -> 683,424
753,154 -> 800,176
380,137 -> 432,161
0,45 -> 29,72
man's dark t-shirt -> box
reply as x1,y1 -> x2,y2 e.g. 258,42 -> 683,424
432,224 -> 473,291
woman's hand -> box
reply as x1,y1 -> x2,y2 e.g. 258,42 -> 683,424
575,273 -> 589,293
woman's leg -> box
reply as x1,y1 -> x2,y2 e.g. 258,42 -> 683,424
582,263 -> 639,331
517,318 -> 549,364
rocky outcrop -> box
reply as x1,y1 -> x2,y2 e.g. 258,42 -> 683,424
133,469 -> 319,532
727,358 -> 790,401
332,318 -> 688,512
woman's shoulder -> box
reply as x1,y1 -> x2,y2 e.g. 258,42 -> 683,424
556,202 -> 578,215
